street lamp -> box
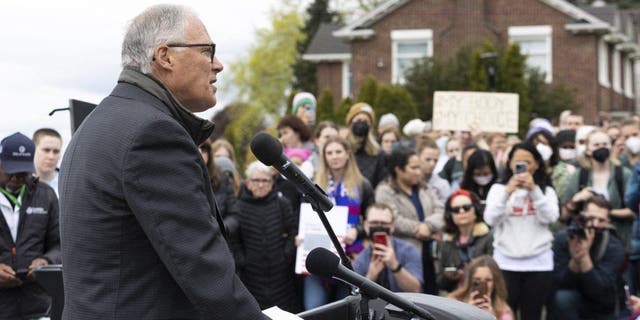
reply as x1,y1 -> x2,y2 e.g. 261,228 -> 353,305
480,52 -> 498,92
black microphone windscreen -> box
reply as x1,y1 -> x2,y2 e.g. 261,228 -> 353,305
250,132 -> 283,166
306,247 -> 340,278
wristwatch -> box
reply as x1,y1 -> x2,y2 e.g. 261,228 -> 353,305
391,263 -> 403,273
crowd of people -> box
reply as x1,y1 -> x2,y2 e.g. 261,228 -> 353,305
5,6 -> 640,316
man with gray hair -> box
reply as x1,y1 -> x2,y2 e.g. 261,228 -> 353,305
59,5 -> 267,319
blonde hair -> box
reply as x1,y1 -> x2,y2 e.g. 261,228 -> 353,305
347,130 -> 380,157
210,138 -> 241,195
315,136 -> 364,199
578,129 -> 619,169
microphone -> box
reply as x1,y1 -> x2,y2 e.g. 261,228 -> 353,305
250,132 -> 333,212
306,247 -> 436,320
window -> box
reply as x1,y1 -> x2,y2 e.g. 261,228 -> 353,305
342,61 -> 352,98
509,26 -> 553,83
613,49 -> 622,93
624,56 -> 633,98
391,29 -> 433,84
598,37 -> 610,87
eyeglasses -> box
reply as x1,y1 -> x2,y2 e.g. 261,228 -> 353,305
450,204 -> 473,214
167,43 -> 216,63
249,178 -> 272,185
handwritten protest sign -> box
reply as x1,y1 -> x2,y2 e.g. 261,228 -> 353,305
295,203 -> 348,275
432,91 -> 519,133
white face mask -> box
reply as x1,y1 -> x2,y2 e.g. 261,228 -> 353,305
576,144 -> 587,157
559,147 -> 577,161
473,174 -> 493,186
626,137 -> 640,155
536,143 -> 553,162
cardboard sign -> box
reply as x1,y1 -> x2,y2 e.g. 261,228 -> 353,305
294,203 -> 348,275
432,91 -> 519,133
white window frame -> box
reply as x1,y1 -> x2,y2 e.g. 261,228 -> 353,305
391,29 -> 433,85
598,37 -> 610,88
341,60 -> 352,99
508,25 -> 553,83
613,49 -> 622,93
624,56 -> 634,98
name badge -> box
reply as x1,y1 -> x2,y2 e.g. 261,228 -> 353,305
26,207 -> 48,215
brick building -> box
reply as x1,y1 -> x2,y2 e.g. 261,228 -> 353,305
303,0 -> 640,124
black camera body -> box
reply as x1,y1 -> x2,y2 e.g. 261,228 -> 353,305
567,215 -> 592,239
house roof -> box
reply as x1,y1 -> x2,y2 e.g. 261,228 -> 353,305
302,23 -> 351,61
333,0 -> 613,39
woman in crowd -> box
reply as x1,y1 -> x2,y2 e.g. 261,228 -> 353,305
526,129 -> 575,200
440,144 -> 480,192
277,115 -> 314,151
562,129 -> 633,249
230,161 -> 298,312
459,149 -> 498,204
417,136 -> 451,205
307,121 -> 339,170
380,127 -> 401,155
484,143 -> 558,320
375,146 -> 444,294
306,136 -> 375,309
438,189 -> 493,293
486,132 -> 508,172
449,255 -> 513,320
199,139 -> 238,217
345,102 -> 388,188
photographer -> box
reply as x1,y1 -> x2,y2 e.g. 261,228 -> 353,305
353,203 -> 423,293
553,195 -> 625,319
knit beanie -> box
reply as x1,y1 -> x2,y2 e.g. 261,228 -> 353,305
346,102 -> 376,125
379,113 -> 399,128
292,92 -> 317,116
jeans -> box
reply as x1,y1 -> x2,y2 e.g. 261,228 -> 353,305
303,275 -> 350,311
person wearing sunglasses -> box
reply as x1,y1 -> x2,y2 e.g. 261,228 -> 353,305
0,133 -> 60,319
58,5 -> 268,320
552,194 -> 625,320
437,189 -> 493,293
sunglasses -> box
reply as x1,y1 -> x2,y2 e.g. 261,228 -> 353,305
450,204 -> 473,214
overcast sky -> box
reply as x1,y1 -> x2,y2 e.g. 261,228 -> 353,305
0,0 -> 295,150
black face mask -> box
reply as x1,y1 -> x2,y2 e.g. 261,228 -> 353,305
591,147 -> 610,163
368,226 -> 391,239
352,121 -> 370,137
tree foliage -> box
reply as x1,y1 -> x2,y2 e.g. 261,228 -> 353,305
374,85 -> 418,127
316,88 -> 336,123
357,76 -> 379,105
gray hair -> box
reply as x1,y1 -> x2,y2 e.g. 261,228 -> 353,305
245,161 -> 273,179
121,4 -> 195,73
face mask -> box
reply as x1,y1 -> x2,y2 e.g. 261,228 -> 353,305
591,147 -> 610,163
473,174 -> 493,186
351,121 -> 370,137
558,147 -> 577,161
368,226 -> 391,239
536,143 -> 553,162
576,145 -> 587,157
626,137 -> 640,155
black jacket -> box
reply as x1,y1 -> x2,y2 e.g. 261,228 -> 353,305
231,185 -> 298,312
553,228 -> 625,315
355,150 -> 388,189
0,178 -> 60,318
59,73 -> 265,319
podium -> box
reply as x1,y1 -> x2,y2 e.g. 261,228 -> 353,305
297,292 -> 497,320
32,265 -> 64,320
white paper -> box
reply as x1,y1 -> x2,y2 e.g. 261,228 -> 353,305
432,91 -> 520,133
262,306 -> 303,319
294,203 -> 349,274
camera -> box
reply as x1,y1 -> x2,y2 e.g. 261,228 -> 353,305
567,215 -> 591,239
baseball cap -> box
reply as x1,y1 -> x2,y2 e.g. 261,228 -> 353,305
0,132 -> 36,174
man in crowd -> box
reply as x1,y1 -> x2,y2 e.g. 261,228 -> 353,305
354,203 -> 422,293
553,195 -> 625,319
59,5 -> 267,319
32,128 -> 62,195
417,137 -> 451,205
0,133 -> 60,319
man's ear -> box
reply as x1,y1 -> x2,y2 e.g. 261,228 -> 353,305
153,45 -> 173,70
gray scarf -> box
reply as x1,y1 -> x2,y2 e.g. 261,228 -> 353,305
118,68 -> 215,145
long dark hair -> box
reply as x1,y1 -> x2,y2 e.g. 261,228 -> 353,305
460,149 -> 498,200
443,189 -> 483,234
501,142 -> 551,191
526,130 -> 559,168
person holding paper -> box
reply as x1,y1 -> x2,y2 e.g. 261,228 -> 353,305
306,135 -> 374,310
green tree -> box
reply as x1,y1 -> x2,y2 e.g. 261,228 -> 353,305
375,84 -> 418,127
292,0 -> 338,93
526,69 -> 579,120
316,88 -> 335,123
335,96 -> 353,125
357,76 -> 379,105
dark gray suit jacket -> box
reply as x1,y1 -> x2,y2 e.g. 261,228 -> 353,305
59,82 -> 266,319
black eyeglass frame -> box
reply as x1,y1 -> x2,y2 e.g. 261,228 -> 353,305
166,43 -> 216,63
450,204 -> 473,214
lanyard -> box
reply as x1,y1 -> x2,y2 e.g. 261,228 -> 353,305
0,185 -> 26,209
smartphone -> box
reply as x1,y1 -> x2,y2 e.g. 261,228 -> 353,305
373,232 -> 387,246
515,162 -> 528,174
473,280 -> 488,297
15,268 -> 28,281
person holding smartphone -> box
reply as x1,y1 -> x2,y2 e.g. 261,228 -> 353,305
484,143 -> 559,320
353,203 -> 423,293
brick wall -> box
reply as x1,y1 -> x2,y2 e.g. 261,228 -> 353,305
316,61 -> 344,108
